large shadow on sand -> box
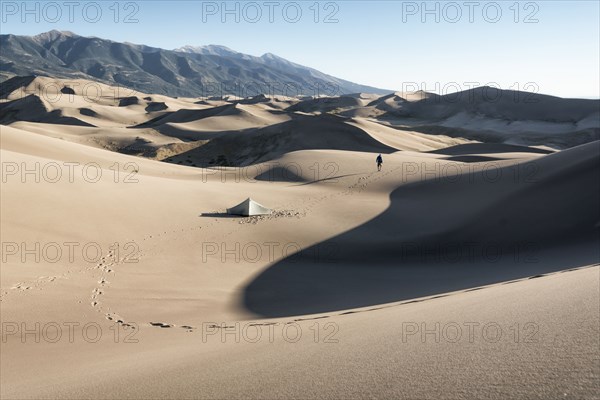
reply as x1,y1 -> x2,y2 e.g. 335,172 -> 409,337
243,143 -> 600,317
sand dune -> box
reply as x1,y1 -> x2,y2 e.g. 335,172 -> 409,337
1,76 -> 599,399
136,103 -> 240,127
0,94 -> 95,126
429,142 -> 554,155
2,76 -> 596,165
244,142 -> 600,316
387,86 -> 599,121
347,118 -> 471,152
287,95 -> 366,113
374,87 -> 600,149
171,114 -> 402,167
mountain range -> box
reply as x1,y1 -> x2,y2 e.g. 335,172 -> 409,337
0,30 -> 391,98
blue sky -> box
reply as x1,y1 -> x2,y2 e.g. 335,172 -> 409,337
1,1 -> 598,98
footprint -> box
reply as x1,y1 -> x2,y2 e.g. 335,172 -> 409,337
180,325 -> 196,332
11,284 -> 31,291
150,322 -> 174,328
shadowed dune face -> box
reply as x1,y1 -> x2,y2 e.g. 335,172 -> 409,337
445,155 -> 506,163
243,142 -> 600,317
429,143 -> 554,155
287,96 -> 364,113
254,166 -> 308,182
78,107 -> 98,117
133,103 -> 240,127
0,75 -> 37,98
0,94 -> 96,127
145,101 -> 168,112
243,243 -> 599,318
118,96 -> 140,107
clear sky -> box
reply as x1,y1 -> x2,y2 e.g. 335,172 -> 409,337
1,0 -> 598,98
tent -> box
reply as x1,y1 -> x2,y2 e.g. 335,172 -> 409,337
226,198 -> 272,217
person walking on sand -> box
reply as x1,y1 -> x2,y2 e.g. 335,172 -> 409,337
376,154 -> 383,171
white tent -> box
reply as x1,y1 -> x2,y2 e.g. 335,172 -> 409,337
226,198 -> 272,217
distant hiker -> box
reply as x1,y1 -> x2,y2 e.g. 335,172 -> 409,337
376,154 -> 383,171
